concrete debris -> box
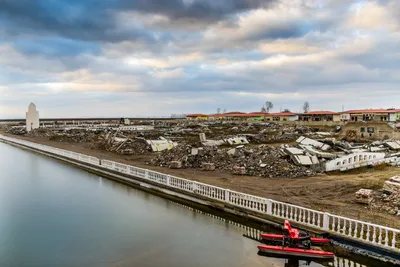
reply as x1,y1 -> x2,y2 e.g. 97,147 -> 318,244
300,145 -> 336,159
170,161 -> 182,169
199,133 -> 206,142
296,136 -> 331,151
93,133 -> 151,155
325,152 -> 386,172
150,144 -> 317,178
232,166 -> 246,175
202,139 -> 225,146
201,162 -> 215,171
146,139 -> 178,152
383,176 -> 400,194
7,126 -> 27,135
226,137 -> 249,145
201,136 -> 248,147
291,155 -> 319,166
369,146 -> 386,152
355,189 -> 373,204
385,141 -> 400,150
361,177 -> 400,216
284,147 -> 304,155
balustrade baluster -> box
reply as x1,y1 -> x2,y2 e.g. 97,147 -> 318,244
366,225 -> 370,241
384,229 -> 389,246
378,228 -> 383,244
391,233 -> 396,248
354,222 -> 358,238
373,226 -> 377,243
349,220 -> 352,237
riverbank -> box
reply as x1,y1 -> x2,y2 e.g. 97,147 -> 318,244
2,132 -> 399,229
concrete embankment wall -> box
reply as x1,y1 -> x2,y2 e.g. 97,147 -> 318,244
0,135 -> 399,265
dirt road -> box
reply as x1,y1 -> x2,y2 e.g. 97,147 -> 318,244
3,133 -> 399,228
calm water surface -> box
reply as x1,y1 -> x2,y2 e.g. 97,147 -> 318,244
0,142 -> 383,267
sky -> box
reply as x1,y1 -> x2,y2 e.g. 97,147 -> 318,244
0,0 -> 399,118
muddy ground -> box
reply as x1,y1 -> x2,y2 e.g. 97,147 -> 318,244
3,132 -> 399,229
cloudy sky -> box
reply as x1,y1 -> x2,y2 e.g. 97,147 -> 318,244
1,0 -> 399,118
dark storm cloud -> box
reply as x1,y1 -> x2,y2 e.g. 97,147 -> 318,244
0,0 -> 275,42
0,0 -> 152,42
122,0 -> 274,21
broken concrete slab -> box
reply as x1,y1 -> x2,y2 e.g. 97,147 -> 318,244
199,133 -> 206,142
325,152 -> 386,172
202,139 -> 225,146
191,148 -> 199,156
383,176 -> 400,194
291,155 -> 319,166
369,146 -> 387,152
227,148 -> 236,155
226,136 -> 249,145
284,147 -> 304,155
146,139 -> 178,152
355,189 -> 373,204
385,141 -> 400,150
300,145 -> 336,159
296,136 -> 331,151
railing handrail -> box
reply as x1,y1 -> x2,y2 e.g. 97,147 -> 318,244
1,134 -> 399,251
269,199 -> 325,214
328,213 -> 400,233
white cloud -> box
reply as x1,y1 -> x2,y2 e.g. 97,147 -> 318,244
346,1 -> 398,31
149,68 -> 184,79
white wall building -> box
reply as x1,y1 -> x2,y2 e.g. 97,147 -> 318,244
26,103 -> 39,132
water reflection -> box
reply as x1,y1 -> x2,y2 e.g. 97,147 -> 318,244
168,201 -> 376,267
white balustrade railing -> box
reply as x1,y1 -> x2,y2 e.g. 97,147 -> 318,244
1,135 -> 399,252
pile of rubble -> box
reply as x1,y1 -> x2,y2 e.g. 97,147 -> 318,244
356,176 -> 400,216
92,132 -> 177,155
150,144 -> 316,178
7,127 -> 27,135
92,133 -> 151,155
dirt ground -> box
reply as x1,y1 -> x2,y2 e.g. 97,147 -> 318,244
3,133 -> 399,229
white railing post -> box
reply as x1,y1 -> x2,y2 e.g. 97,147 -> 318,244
166,175 -> 170,185
266,199 -> 273,215
144,169 -> 149,179
225,189 -> 230,203
192,181 -> 197,193
323,212 -> 330,230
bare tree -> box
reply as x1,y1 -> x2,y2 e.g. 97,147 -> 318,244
260,105 -> 267,112
303,101 -> 310,113
217,108 -> 221,114
283,108 -> 291,112
265,101 -> 273,112
223,108 -> 227,113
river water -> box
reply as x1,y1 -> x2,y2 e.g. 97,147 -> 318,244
0,142 -> 386,267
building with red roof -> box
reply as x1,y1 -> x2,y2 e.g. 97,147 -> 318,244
341,109 -> 400,122
299,111 -> 340,122
186,113 -> 208,120
265,112 -> 298,122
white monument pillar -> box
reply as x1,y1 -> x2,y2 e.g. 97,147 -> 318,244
26,103 -> 40,132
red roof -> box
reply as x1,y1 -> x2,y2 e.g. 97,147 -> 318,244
241,112 -> 268,117
267,112 -> 297,116
186,113 -> 207,117
223,111 -> 246,115
302,111 -> 339,115
343,109 -> 400,114
209,112 -> 246,117
248,112 -> 269,115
